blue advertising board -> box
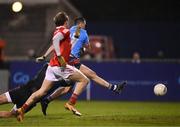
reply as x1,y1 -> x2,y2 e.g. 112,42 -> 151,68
81,61 -> 180,101
9,61 -> 44,88
9,61 -> 180,101
9,61 -> 87,100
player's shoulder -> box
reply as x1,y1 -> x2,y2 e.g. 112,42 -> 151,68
70,26 -> 77,33
81,29 -> 88,38
60,27 -> 69,34
56,26 -> 69,35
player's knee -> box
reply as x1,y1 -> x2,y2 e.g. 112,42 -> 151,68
37,90 -> 47,97
64,87 -> 72,93
82,76 -> 89,85
31,91 -> 45,101
31,92 -> 39,101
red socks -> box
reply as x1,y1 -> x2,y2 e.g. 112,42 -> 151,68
69,93 -> 78,105
21,103 -> 29,112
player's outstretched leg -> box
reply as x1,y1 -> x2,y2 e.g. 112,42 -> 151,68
110,81 -> 127,93
64,69 -> 89,116
79,64 -> 127,94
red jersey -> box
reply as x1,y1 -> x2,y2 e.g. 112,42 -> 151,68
49,26 -> 71,67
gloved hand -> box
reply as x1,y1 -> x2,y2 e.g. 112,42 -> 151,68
36,56 -> 46,62
57,56 -> 67,70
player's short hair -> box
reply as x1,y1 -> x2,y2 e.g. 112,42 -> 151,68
74,17 -> 86,25
53,12 -> 68,26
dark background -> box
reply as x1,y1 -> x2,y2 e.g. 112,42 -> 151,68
70,0 -> 180,58
70,0 -> 179,22
0,0 -> 179,59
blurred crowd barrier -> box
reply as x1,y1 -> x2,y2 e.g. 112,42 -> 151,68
0,60 -> 179,101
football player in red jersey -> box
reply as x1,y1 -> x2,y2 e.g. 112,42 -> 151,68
15,12 -> 89,122
37,18 -> 127,116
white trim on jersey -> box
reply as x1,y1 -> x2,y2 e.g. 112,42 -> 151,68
71,36 -> 78,50
5,92 -> 12,103
56,26 -> 65,29
53,32 -> 64,56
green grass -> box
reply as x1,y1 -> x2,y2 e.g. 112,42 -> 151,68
0,101 -> 180,126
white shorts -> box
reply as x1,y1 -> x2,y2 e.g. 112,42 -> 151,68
45,64 -> 76,81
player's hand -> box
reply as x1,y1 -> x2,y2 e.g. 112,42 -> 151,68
36,56 -> 46,62
57,56 -> 67,68
74,26 -> 81,38
80,47 -> 86,55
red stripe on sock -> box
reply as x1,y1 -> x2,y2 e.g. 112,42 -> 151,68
22,103 -> 29,111
69,93 -> 78,105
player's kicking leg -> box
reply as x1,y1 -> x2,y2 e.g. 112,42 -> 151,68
42,66 -> 89,116
42,65 -> 89,116
79,64 -> 127,93
41,64 -> 126,116
63,67 -> 89,116
16,65 -> 89,121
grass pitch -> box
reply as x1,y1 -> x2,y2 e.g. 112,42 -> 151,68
0,101 -> 180,126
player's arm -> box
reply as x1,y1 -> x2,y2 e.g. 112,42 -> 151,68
44,44 -> 54,58
81,33 -> 91,53
74,26 -> 81,38
36,45 -> 54,62
53,32 -> 66,67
